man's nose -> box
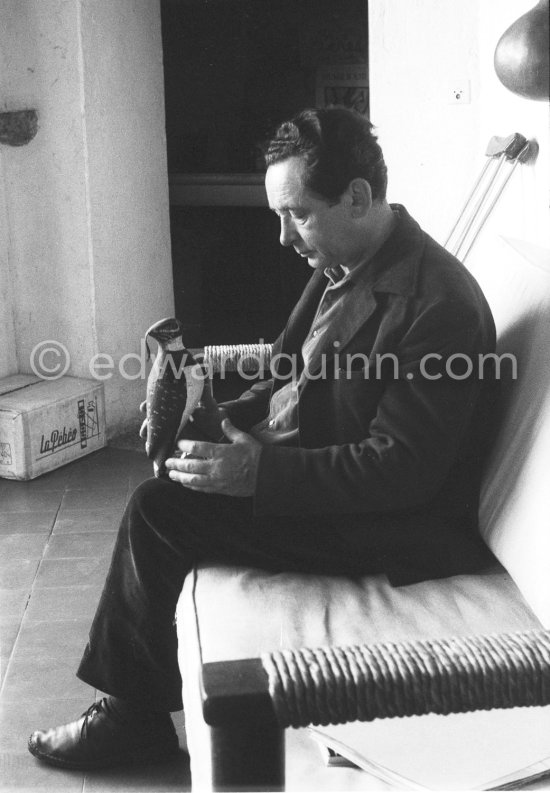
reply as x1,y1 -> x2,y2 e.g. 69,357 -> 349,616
279,215 -> 298,247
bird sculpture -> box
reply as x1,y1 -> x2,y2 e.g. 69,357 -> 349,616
144,317 -> 205,477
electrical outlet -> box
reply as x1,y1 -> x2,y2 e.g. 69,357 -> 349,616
448,80 -> 471,104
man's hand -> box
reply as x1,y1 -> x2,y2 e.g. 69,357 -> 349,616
165,418 -> 262,497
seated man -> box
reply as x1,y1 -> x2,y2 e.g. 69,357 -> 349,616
28,106 -> 497,769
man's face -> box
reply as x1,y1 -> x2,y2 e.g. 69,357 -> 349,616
265,156 -> 360,270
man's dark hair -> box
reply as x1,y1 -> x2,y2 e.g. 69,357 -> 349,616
265,107 -> 388,203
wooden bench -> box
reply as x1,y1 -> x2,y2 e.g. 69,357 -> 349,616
176,239 -> 550,791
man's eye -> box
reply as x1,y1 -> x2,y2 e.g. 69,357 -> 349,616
290,212 -> 307,221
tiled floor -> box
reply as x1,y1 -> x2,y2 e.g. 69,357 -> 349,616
0,447 -> 191,792
0,446 -> 370,793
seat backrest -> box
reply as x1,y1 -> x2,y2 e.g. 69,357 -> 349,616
468,236 -> 550,627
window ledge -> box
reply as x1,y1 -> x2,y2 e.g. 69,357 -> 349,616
169,173 -> 267,207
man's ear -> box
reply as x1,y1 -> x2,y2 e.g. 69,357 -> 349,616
348,178 -> 372,218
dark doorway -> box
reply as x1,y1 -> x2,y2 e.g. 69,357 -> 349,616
161,0 -> 369,348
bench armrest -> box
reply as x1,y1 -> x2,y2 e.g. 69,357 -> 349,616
201,630 -> 550,791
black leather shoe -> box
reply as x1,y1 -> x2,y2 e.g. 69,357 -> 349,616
28,698 -> 181,770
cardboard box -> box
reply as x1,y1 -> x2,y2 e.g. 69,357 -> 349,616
0,375 -> 106,480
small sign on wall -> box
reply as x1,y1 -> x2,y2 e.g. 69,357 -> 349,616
316,64 -> 369,114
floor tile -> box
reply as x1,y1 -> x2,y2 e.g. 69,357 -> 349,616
61,448 -> 112,469
0,620 -> 21,662
33,558 -> 111,589
0,657 -> 9,687
59,488 -> 128,514
0,512 -> 58,536
43,532 -> 116,561
0,447 -> 198,793
0,533 -> 49,561
0,464 -> 70,492
0,696 -> 91,752
82,752 -> 191,792
12,618 -> 90,660
0,589 -> 29,622
65,448 -> 135,476
24,586 -> 102,623
53,508 -> 123,535
0,751 -> 84,790
1,654 -> 89,702
0,559 -> 40,590
0,489 -> 63,514
64,467 -> 130,492
0,619 -> 21,653
107,448 -> 147,468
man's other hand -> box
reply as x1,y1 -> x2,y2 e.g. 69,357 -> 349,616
189,383 -> 228,442
165,419 -> 262,497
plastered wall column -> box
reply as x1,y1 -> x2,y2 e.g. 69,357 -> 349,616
0,0 -> 174,434
79,0 -> 174,433
0,0 -> 97,383
0,150 -> 17,379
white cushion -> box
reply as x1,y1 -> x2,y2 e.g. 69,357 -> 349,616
184,562 -> 539,664
468,237 -> 550,626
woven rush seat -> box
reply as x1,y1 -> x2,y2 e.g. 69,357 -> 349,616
261,630 -> 550,729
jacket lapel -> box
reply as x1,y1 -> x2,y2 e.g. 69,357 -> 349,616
304,287 -> 380,377
279,268 -> 326,357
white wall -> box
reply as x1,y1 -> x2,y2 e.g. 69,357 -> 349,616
368,0 -> 548,248
369,0 -> 550,624
0,0 -> 174,434
466,0 -> 549,628
368,0 -> 481,242
472,0 -> 548,253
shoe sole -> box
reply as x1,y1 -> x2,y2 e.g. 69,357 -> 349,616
28,736 -> 183,771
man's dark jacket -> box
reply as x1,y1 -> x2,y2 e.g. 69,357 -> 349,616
225,206 -> 497,584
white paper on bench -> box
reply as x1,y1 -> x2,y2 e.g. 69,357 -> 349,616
311,705 -> 550,790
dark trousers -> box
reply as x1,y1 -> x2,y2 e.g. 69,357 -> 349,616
76,478 -> 387,712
